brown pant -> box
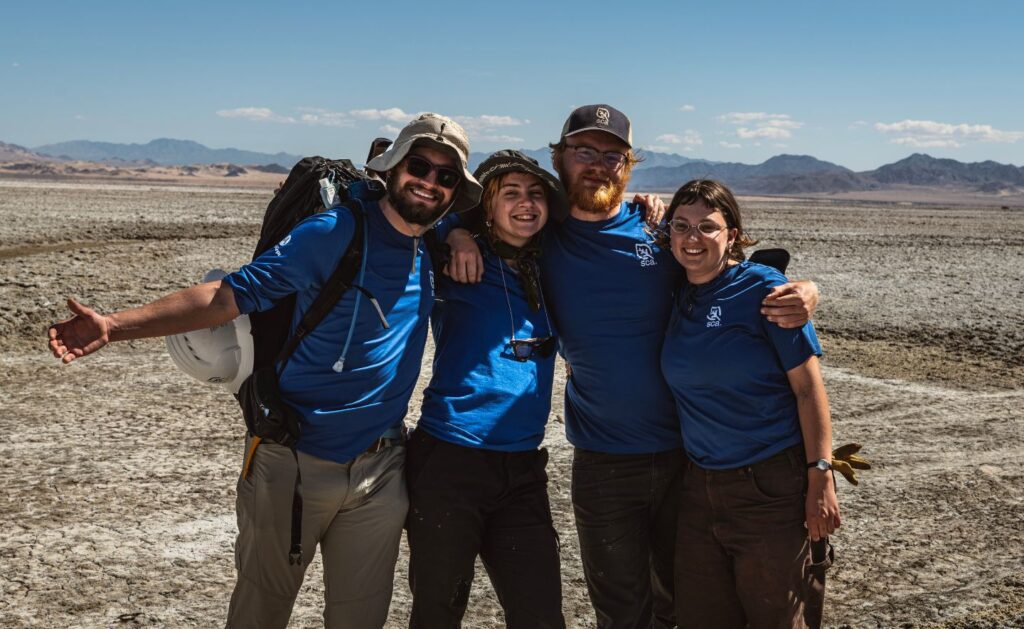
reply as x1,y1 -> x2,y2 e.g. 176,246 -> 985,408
675,445 -> 831,629
226,437 -> 408,629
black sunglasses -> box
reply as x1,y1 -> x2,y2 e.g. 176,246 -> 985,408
404,155 -> 461,189
509,336 -> 556,362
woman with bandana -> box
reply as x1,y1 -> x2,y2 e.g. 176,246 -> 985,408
405,150 -> 568,628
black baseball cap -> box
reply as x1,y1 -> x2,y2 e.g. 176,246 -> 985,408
558,104 -> 632,148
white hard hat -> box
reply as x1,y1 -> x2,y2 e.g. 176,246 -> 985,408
164,269 -> 254,394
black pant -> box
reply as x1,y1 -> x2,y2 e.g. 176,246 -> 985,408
675,445 -> 832,629
405,429 -> 564,629
571,447 -> 684,629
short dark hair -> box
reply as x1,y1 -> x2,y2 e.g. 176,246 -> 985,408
659,179 -> 758,261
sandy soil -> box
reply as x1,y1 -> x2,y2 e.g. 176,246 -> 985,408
1,179 -> 1021,628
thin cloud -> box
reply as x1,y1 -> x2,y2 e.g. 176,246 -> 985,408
349,108 -> 413,122
379,124 -> 402,135
216,107 -> 297,124
12,62 -> 19,67
874,119 -> 1024,146
719,112 -> 803,140
74,114 -> 86,121
680,104 -> 696,112
655,130 -> 703,148
717,112 -> 792,124
297,108 -> 355,128
890,137 -> 962,149
719,141 -> 742,149
737,126 -> 790,139
476,134 -> 525,144
453,115 -> 529,130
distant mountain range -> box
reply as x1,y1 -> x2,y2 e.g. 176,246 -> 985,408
629,153 -> 1024,195
466,148 -> 703,175
4,138 -> 1023,197
32,138 -> 302,167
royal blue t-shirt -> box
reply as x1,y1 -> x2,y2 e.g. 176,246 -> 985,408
225,200 -> 432,464
660,261 -> 822,469
541,202 -> 683,454
418,233 -> 556,452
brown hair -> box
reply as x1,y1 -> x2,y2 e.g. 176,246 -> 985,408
659,179 -> 758,261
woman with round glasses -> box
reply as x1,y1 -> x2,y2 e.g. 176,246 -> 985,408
658,179 -> 839,627
405,150 -> 567,628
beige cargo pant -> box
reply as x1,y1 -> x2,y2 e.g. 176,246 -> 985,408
226,436 -> 407,628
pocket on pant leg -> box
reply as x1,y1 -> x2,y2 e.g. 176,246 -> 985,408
748,462 -> 805,501
404,430 -> 441,493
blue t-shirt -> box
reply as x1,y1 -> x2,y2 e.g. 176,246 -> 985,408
541,202 -> 683,454
419,233 -> 556,451
225,200 -> 433,464
660,261 -> 822,469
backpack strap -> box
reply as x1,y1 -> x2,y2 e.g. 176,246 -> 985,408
274,204 -> 367,370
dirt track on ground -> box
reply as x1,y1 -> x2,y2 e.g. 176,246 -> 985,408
1,180 -> 1021,628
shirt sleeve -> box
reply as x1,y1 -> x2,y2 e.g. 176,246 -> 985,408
225,209 -> 356,314
758,266 -> 823,371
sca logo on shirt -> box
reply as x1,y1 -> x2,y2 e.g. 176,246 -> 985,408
706,306 -> 722,328
635,243 -> 657,267
273,234 -> 292,257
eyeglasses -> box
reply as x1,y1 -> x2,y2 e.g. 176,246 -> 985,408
404,155 -> 462,189
565,144 -> 628,171
667,218 -> 726,237
510,336 -> 556,362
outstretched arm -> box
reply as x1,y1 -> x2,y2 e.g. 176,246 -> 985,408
48,280 -> 240,364
787,355 -> 840,542
762,280 -> 819,328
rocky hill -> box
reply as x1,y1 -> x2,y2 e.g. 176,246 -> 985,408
0,141 -> 51,162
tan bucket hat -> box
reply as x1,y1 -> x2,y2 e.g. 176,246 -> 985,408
367,113 -> 483,214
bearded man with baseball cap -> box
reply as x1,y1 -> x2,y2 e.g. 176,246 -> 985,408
446,104 -> 818,628
47,113 -> 481,628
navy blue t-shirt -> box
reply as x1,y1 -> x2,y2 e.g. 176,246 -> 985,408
660,261 -> 822,469
225,201 -> 432,464
419,234 -> 556,451
541,202 -> 683,454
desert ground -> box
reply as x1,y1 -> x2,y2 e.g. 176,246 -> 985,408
1,177 -> 1022,628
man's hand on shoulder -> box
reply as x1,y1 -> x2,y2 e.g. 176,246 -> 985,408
633,193 -> 667,231
444,228 -> 484,284
761,280 -> 819,328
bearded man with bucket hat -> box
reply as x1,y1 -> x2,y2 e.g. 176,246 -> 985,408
47,113 -> 482,628
446,104 -> 819,628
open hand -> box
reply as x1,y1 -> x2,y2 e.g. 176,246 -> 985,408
47,298 -> 110,363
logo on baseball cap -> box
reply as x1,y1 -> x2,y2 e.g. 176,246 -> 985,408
558,103 -> 632,148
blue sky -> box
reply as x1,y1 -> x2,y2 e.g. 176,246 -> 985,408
2,0 -> 1022,170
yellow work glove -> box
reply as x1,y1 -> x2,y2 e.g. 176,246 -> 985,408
831,442 -> 871,485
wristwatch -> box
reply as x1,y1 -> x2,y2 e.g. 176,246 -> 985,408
807,459 -> 832,471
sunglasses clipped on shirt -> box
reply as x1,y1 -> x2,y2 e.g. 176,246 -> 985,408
404,155 -> 462,189
509,336 -> 556,362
